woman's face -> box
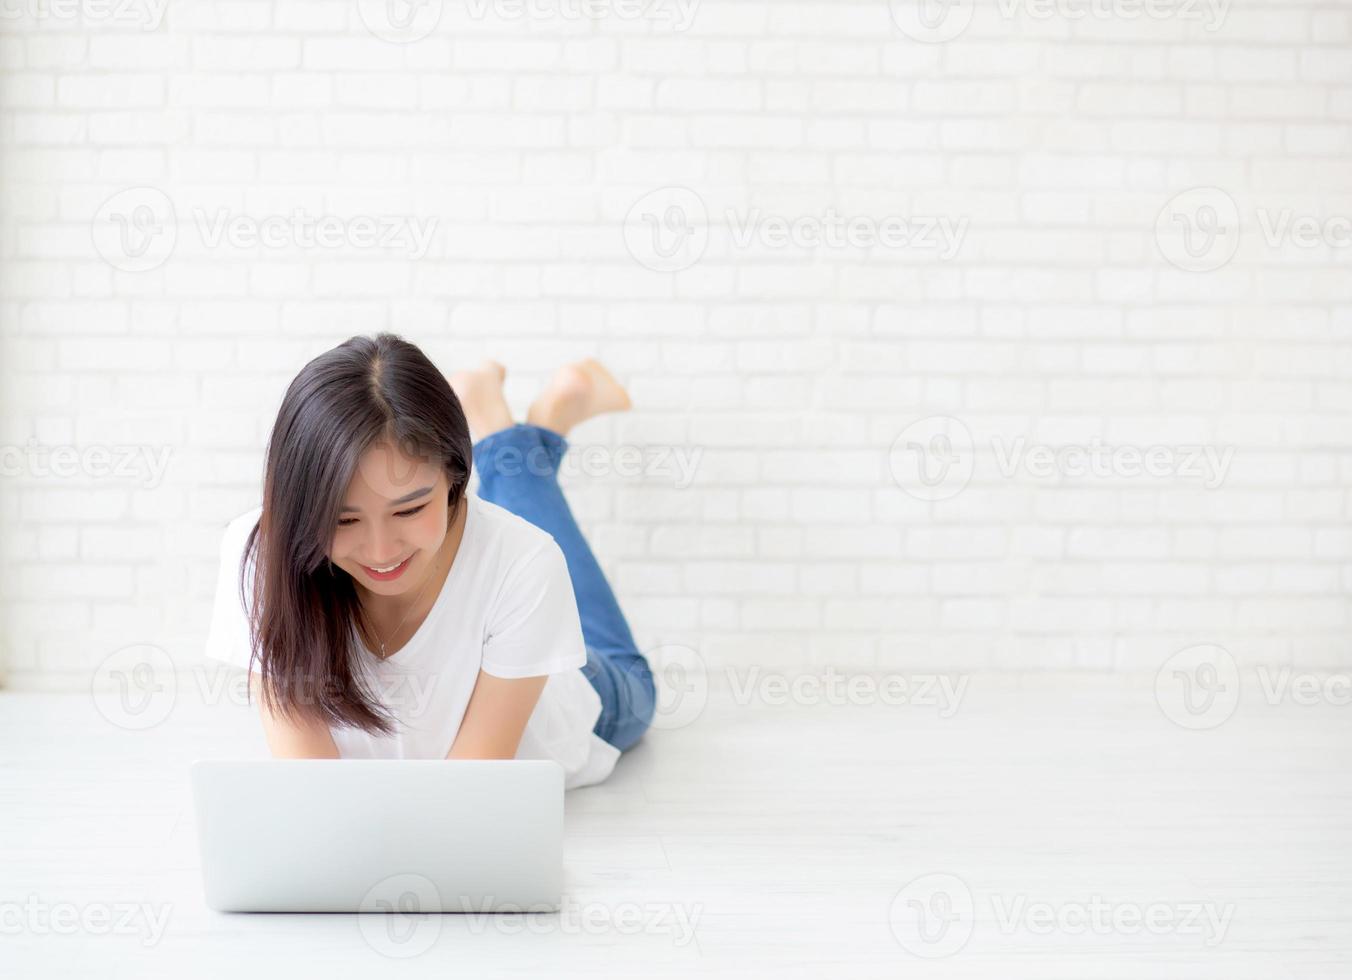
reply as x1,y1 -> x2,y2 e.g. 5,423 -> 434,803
329,439 -> 452,597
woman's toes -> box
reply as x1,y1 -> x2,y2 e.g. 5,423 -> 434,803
526,365 -> 590,430
577,358 -> 632,414
451,360 -> 505,399
551,364 -> 593,405
450,361 -> 514,438
535,359 -> 589,413
526,360 -> 632,436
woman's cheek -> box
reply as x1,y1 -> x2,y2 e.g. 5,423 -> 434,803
330,526 -> 353,560
416,511 -> 444,546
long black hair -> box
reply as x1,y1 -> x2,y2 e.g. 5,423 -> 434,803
237,332 -> 473,734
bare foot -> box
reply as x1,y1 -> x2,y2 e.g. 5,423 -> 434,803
526,358 -> 632,437
449,359 -> 514,441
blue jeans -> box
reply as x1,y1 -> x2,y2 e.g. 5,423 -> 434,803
472,423 -> 656,753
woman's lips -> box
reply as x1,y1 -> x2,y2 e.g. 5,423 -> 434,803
361,555 -> 413,581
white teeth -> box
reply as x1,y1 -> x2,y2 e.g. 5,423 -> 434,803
369,559 -> 404,573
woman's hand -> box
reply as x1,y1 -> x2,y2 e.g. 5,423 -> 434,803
249,673 -> 340,758
248,668 -> 547,760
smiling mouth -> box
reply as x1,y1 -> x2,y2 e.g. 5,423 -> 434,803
361,555 -> 413,577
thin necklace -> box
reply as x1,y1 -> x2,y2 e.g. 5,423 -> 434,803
370,498 -> 458,660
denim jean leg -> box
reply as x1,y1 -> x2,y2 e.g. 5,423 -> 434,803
472,423 -> 655,750
473,424 -> 639,657
593,649 -> 656,751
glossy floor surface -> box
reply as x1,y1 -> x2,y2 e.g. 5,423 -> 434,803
2,668 -> 1349,978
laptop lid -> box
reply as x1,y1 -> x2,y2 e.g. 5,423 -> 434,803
191,759 -> 563,913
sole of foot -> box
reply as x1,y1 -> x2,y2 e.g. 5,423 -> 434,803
449,359 -> 513,440
527,358 -> 632,436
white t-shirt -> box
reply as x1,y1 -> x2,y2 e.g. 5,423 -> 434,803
203,492 -> 621,790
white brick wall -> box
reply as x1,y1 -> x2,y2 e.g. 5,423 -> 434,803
1,0 -> 1350,688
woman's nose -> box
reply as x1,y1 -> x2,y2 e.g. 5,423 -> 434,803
365,523 -> 400,563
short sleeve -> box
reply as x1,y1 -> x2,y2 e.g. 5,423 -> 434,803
204,507 -> 263,674
480,541 -> 588,679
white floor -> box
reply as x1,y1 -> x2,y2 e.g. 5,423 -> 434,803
2,669 -> 1349,979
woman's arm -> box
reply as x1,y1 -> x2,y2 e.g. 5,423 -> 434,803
445,670 -> 548,760
249,673 -> 340,759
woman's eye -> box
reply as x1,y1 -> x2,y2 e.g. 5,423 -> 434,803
337,503 -> 426,528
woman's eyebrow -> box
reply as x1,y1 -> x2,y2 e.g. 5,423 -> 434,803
340,485 -> 433,513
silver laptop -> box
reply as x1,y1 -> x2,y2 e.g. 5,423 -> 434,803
191,759 -> 564,913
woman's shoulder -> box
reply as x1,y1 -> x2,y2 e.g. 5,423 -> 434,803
216,505 -> 262,565
469,493 -> 566,566
224,504 -> 263,537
